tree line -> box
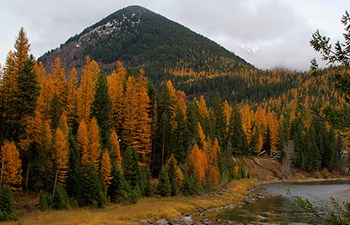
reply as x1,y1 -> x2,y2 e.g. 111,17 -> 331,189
0,27 -> 346,219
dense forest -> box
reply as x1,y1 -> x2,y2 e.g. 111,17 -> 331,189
0,27 -> 348,220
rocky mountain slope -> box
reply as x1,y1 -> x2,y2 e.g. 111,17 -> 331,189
39,5 -> 252,84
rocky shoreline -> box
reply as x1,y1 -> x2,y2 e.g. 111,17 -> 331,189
144,185 -> 265,225
143,177 -> 350,225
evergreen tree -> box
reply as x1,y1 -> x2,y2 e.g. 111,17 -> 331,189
66,129 -> 82,199
0,185 -> 16,221
8,55 -> 40,140
166,155 -> 178,196
108,167 -> 129,203
157,167 -> 171,197
91,73 -> 112,148
229,105 -> 249,156
79,163 -> 106,208
123,147 -> 142,190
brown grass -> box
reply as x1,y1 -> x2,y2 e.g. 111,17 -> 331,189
2,179 -> 256,225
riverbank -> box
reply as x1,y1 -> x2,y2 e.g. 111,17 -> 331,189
2,179 -> 256,225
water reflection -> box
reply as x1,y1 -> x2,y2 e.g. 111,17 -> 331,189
216,182 -> 350,224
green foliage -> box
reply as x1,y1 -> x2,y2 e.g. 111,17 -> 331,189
91,73 -> 112,148
167,157 -> 178,196
39,191 -> 52,211
291,190 -> 350,225
181,174 -> 202,196
7,55 -> 40,141
79,163 -> 106,208
108,167 -> 130,203
157,167 -> 171,197
123,147 -> 143,191
52,186 -> 69,210
0,186 -> 16,221
310,10 -> 350,131
66,130 -> 82,198
228,105 -> 249,156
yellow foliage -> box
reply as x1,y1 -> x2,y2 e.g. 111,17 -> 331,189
1,140 -> 22,190
54,127 -> 69,185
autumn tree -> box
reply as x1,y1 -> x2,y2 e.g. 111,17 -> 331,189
110,129 -> 122,168
122,76 -> 138,149
53,127 -> 69,196
88,117 -> 101,169
134,71 -> 152,167
100,149 -> 112,193
76,57 -> 99,123
77,119 -> 89,167
188,144 -> 207,184
0,141 -> 22,190
66,68 -> 78,128
107,61 -> 126,133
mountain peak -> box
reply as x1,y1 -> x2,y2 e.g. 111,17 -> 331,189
39,5 -> 252,81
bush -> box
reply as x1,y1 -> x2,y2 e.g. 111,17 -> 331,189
52,186 -> 69,210
0,186 -> 16,221
39,191 -> 52,211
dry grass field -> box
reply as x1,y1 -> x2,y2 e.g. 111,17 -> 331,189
2,179 -> 256,225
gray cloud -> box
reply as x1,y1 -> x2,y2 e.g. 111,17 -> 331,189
0,0 -> 348,71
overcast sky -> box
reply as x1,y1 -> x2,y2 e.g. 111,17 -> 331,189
0,0 -> 348,71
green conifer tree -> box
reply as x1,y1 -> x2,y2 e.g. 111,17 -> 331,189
157,167 -> 171,197
91,73 -> 112,148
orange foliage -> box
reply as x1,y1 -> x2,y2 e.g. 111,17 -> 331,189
77,119 -> 89,167
89,117 -> 101,168
101,149 -> 112,192
196,95 -> 209,118
188,144 -> 207,184
0,140 -> 22,190
53,127 -> 69,185
110,129 -> 122,168
77,57 -> 99,123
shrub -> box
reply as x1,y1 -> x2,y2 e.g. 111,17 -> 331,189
0,186 -> 16,221
52,186 -> 69,209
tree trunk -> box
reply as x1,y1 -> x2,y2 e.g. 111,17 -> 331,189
52,167 -> 60,198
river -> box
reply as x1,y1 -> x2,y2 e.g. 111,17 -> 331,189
215,181 -> 350,224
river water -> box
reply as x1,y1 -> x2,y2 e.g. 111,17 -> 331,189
216,181 -> 350,224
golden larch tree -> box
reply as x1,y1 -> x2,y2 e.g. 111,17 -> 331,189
66,68 -> 78,126
19,109 -> 42,150
134,71 -> 152,167
100,149 -> 112,193
89,117 -> 101,168
52,57 -> 67,102
53,127 -> 69,186
197,122 -> 209,153
107,61 -> 126,131
0,140 -> 22,190
41,120 -> 53,153
267,111 -> 279,153
110,129 -> 122,168
122,76 -> 138,148
208,138 -> 220,186
77,119 -> 89,167
76,57 -> 100,123
196,95 -> 209,118
188,144 -> 207,184
240,104 -> 253,143
36,72 -> 55,121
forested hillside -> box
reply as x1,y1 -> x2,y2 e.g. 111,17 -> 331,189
0,22 -> 349,220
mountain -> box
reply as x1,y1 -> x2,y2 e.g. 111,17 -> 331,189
39,5 -> 253,85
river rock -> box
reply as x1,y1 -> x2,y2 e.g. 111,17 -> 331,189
182,215 -> 193,225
